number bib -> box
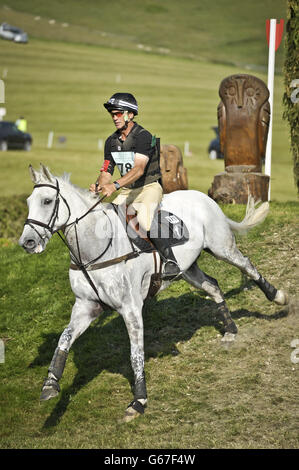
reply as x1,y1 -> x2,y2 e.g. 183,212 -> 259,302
111,151 -> 134,176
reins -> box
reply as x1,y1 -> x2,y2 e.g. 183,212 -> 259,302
24,181 -> 154,303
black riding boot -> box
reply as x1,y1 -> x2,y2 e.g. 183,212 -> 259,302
147,234 -> 181,280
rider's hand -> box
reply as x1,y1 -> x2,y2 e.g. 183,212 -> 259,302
89,183 -> 100,193
100,183 -> 117,197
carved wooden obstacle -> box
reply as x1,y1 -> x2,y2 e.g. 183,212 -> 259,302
208,74 -> 270,203
160,144 -> 188,194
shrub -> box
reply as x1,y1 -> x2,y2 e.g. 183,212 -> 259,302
283,0 -> 299,194
0,195 -> 28,240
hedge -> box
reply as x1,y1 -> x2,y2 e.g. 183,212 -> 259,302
283,0 -> 299,194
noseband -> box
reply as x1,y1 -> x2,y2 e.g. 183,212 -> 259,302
24,179 -> 71,236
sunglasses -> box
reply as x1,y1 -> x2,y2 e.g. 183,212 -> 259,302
110,111 -> 124,118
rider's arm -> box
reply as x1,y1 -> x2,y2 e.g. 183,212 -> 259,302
97,171 -> 112,187
114,153 -> 149,188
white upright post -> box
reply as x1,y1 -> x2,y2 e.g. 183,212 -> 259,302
47,131 -> 54,149
184,141 -> 192,157
0,79 -> 4,103
0,339 -> 4,363
265,19 -> 276,201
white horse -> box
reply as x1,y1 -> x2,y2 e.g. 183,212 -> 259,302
19,165 -> 288,421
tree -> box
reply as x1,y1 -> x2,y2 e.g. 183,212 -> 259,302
283,0 -> 299,194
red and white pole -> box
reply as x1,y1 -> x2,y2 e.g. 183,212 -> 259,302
265,19 -> 284,201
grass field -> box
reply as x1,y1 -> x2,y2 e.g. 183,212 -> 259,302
0,1 -> 296,201
0,37 -> 296,201
0,0 -> 298,451
0,202 -> 298,449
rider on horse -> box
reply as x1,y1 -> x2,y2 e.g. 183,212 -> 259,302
89,92 -> 181,280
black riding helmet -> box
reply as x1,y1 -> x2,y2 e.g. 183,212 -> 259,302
103,93 -> 138,115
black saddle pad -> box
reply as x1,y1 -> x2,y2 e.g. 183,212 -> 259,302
150,210 -> 189,246
112,204 -> 189,252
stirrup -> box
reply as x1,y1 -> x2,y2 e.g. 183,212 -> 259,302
161,260 -> 182,280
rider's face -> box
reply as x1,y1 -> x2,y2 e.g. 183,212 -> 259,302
110,110 -> 133,130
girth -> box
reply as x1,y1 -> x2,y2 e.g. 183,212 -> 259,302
69,250 -> 140,271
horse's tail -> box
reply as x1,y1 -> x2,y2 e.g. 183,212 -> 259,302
227,194 -> 269,235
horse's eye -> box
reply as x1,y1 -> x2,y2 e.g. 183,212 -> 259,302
43,198 -> 52,205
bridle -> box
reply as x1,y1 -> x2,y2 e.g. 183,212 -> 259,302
24,177 -> 112,258
23,180 -> 143,303
24,179 -> 71,238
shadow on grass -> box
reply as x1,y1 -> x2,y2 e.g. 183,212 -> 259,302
28,276 -> 288,430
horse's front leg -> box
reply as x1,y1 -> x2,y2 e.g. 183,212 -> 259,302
120,304 -> 147,422
40,298 -> 102,401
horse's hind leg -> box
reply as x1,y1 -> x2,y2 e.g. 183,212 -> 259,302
40,298 -> 103,401
213,241 -> 288,306
183,262 -> 238,335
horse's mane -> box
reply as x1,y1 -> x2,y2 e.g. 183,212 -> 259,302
59,172 -> 96,201
36,168 -> 98,204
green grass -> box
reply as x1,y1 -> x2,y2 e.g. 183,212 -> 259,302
0,37 -> 296,201
0,0 -> 296,202
0,201 -> 298,448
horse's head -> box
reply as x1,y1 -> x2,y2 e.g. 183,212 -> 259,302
19,164 -> 71,253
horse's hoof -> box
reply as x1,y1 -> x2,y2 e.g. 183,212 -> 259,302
123,407 -> 141,423
123,399 -> 146,423
40,387 -> 59,401
225,322 -> 238,335
40,378 -> 60,401
274,290 -> 289,306
221,332 -> 236,343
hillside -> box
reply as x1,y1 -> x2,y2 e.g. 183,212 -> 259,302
0,0 -> 287,70
0,0 -> 296,203
0,36 -> 295,201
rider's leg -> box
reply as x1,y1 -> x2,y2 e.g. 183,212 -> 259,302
131,182 -> 163,233
115,182 -> 181,279
130,182 -> 181,280
146,234 -> 181,279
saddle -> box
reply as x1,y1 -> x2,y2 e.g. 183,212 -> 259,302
112,203 -> 189,297
112,203 -> 189,251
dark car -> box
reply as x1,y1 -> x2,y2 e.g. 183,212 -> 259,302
208,126 -> 223,160
0,121 -> 32,151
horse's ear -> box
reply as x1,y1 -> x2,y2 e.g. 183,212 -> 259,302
40,163 -> 53,182
29,164 -> 38,184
